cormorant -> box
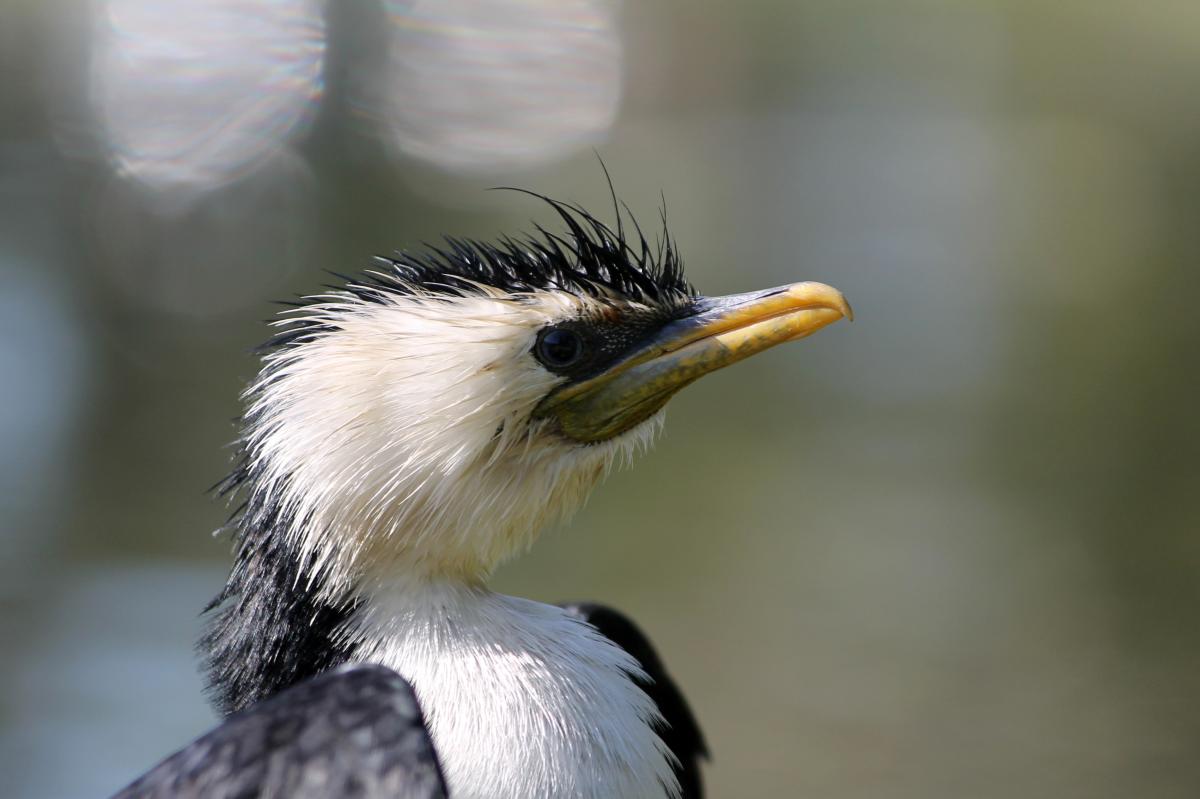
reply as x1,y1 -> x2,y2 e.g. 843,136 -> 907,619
110,190 -> 852,799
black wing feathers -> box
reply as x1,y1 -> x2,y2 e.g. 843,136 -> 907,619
110,664 -> 447,799
561,602 -> 709,799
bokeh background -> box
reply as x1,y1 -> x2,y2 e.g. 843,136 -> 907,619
3,1 -> 1199,797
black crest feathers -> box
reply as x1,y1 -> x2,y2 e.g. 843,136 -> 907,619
264,191 -> 693,351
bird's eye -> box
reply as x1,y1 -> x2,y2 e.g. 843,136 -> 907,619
535,327 -> 586,370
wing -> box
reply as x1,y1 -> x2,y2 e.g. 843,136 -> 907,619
561,602 -> 709,799
110,664 -> 447,799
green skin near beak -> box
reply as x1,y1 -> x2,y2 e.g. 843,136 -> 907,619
535,281 -> 853,443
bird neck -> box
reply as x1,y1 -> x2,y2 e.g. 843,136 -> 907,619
354,573 -> 494,623
204,524 -> 680,798
344,575 -> 556,666
344,578 -> 680,799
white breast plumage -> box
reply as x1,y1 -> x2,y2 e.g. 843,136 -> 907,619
347,582 -> 679,799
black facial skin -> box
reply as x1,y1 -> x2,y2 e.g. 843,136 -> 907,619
532,307 -> 686,382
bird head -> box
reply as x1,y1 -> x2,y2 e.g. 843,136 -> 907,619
227,195 -> 851,594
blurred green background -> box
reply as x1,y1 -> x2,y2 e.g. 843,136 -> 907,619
3,1 -> 1199,797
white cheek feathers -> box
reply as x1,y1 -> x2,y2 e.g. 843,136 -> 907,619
241,289 -> 663,594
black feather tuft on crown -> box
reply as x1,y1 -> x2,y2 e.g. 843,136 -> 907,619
263,192 -> 694,351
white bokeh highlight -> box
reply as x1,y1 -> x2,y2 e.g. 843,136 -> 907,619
89,0 -> 325,193
373,0 -> 623,172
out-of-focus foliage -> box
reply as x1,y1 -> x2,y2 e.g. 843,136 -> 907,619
1,1 -> 1198,797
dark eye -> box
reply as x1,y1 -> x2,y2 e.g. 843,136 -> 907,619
535,327 -> 586,370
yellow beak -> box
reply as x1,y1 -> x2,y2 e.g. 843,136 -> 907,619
535,281 -> 853,443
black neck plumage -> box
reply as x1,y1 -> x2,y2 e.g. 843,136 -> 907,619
200,497 -> 361,716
